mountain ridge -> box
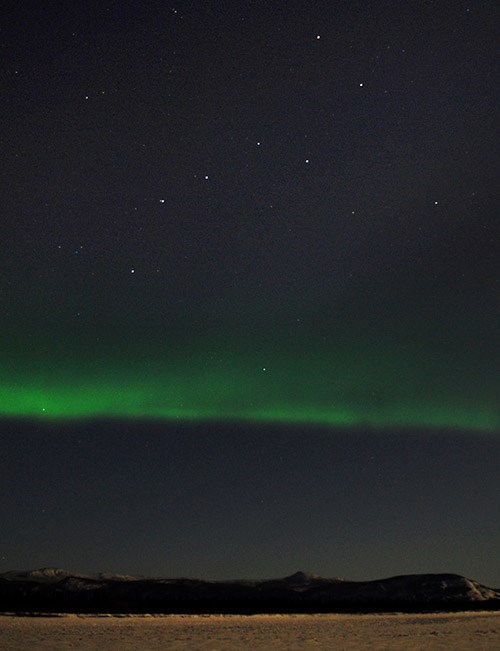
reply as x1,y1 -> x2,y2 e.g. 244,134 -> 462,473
1,568 -> 499,614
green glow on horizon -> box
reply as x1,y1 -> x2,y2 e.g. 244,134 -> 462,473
1,302 -> 498,432
1,370 -> 498,432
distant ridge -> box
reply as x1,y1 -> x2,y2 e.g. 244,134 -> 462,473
1,568 -> 144,583
1,568 -> 499,614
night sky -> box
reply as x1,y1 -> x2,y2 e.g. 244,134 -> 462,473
1,1 -> 499,585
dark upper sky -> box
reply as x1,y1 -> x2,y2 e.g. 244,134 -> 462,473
1,1 -> 499,583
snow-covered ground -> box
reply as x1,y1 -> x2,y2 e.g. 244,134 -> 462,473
1,611 -> 499,650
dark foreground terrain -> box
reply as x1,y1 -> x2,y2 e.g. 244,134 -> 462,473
1,569 -> 499,614
3,612 -> 500,651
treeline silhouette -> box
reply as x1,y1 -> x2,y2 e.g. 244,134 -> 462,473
1,580 -> 499,615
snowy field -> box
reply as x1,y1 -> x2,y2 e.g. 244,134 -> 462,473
1,611 -> 499,650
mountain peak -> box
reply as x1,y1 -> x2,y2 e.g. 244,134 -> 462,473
284,571 -> 322,584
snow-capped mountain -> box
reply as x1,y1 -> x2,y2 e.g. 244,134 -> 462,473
0,568 -> 498,613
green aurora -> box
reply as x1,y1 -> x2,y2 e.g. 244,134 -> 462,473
1,381 -> 497,431
1,303 -> 498,431
2,238 -> 498,432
